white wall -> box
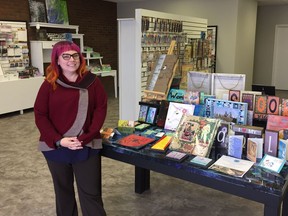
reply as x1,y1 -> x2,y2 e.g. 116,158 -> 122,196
254,5 -> 288,86
117,0 -> 258,90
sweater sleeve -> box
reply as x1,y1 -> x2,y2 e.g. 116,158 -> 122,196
77,78 -> 108,145
34,81 -> 62,148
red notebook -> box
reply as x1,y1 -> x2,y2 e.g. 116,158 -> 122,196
116,134 -> 155,149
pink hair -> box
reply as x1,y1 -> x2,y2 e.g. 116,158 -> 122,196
45,41 -> 87,89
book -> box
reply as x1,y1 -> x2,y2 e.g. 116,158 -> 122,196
169,115 -> 220,157
281,98 -> 288,116
116,134 -> 155,149
164,102 -> 195,131
209,155 -> 254,178
258,154 -> 286,173
151,135 -> 173,152
213,122 -> 230,160
189,156 -> 213,168
278,139 -> 288,160
267,96 -> 280,115
254,95 -> 267,119
264,129 -> 279,157
205,98 -> 248,125
165,151 -> 188,162
247,138 -> 263,162
228,135 -> 244,159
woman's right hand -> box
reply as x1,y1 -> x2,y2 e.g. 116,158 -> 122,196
60,137 -> 83,150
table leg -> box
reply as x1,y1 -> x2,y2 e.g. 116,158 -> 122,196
135,166 -> 150,194
264,203 -> 281,216
282,192 -> 288,216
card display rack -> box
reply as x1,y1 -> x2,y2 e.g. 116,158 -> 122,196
0,21 -> 44,115
118,9 -> 208,120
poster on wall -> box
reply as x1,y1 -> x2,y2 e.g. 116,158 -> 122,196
45,0 -> 69,24
28,0 -> 47,22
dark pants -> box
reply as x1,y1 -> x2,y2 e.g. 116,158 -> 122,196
46,154 -> 106,216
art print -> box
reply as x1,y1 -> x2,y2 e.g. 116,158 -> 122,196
264,130 -> 279,157
29,0 -> 47,22
179,120 -> 200,142
183,91 -> 200,105
146,107 -> 157,124
254,95 -> 267,114
138,105 -> 148,122
241,93 -> 254,111
267,96 -> 280,115
46,0 -> 69,24
229,90 -> 240,102
281,98 -> 288,116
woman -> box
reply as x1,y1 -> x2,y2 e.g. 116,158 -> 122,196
34,41 -> 107,216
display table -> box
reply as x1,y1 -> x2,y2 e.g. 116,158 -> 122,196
101,142 -> 288,216
92,70 -> 117,98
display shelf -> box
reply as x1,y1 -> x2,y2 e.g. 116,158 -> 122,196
29,22 -> 79,33
118,9 -> 208,120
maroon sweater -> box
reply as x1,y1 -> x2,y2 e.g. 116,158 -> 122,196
34,72 -> 107,149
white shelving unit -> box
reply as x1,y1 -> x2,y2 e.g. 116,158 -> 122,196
0,76 -> 44,115
83,51 -> 118,98
29,22 -> 84,75
118,9 -> 207,120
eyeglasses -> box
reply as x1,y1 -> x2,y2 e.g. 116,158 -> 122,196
61,53 -> 80,61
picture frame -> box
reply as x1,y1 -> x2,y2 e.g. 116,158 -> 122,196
241,93 -> 254,111
229,90 -> 240,102
267,96 -> 280,115
264,130 -> 279,157
138,102 -> 159,125
45,0 -> 69,24
28,0 -> 47,23
205,98 -> 248,125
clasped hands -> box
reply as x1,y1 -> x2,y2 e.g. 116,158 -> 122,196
60,137 -> 83,150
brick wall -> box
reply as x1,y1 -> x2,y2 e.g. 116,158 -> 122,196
0,0 -> 117,69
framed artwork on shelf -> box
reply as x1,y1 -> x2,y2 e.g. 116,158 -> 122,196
207,25 -> 217,73
45,0 -> 69,24
28,0 -> 47,23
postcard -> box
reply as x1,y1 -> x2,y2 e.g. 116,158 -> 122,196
209,155 -> 254,177
258,154 -> 286,173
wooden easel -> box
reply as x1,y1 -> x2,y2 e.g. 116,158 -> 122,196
143,40 -> 179,101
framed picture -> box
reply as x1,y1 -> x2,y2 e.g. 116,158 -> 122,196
241,93 -> 254,111
205,98 -> 248,125
138,102 -> 159,125
267,96 -> 280,115
229,90 -> 240,102
138,104 -> 149,122
28,0 -> 47,22
264,130 -> 279,157
146,107 -> 158,124
45,0 -> 69,24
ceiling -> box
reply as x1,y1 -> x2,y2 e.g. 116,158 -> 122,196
104,0 -> 288,5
